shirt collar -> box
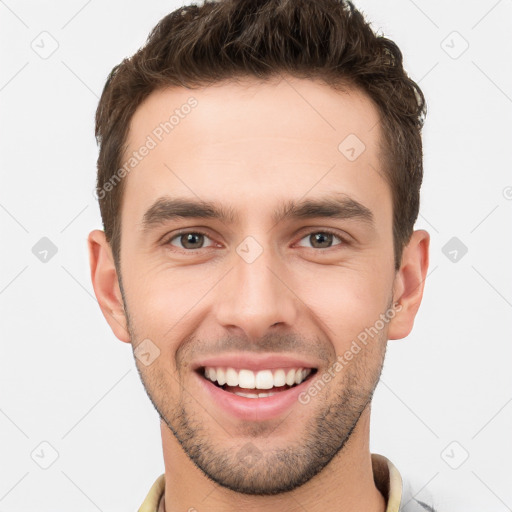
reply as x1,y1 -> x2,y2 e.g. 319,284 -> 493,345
372,453 -> 403,512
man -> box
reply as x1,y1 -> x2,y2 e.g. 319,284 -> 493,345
88,0 -> 433,510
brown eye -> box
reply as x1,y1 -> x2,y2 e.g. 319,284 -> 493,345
168,232 -> 214,250
297,231 -> 343,249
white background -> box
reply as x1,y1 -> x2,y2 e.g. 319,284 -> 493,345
1,0 -> 511,510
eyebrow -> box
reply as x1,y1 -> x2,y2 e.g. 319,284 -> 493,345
141,194 -> 374,233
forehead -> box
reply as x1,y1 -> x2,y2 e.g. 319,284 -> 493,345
121,76 -> 390,228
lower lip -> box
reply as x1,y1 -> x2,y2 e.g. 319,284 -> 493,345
196,371 -> 314,421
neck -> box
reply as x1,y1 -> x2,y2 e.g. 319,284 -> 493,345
160,407 -> 386,512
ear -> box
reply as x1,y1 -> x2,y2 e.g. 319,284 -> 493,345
388,230 -> 430,340
87,229 -> 130,343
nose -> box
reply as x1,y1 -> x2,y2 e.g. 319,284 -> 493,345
213,244 -> 300,342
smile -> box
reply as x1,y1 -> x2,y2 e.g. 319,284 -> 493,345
195,363 -> 318,421
202,366 -> 314,398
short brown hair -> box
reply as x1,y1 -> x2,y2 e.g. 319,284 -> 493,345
95,0 -> 426,270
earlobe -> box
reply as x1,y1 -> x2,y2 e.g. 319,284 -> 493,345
87,229 -> 131,343
388,229 -> 430,340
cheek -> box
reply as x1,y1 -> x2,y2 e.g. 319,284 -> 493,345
299,263 -> 393,346
123,263 -> 214,345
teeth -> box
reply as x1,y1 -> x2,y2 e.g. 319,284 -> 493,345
226,368 -> 238,386
206,367 -> 217,381
203,366 -> 312,389
295,369 -> 308,385
255,370 -> 274,389
285,369 -> 296,386
234,391 -> 279,398
273,369 -> 286,387
234,391 -> 258,398
238,369 -> 255,389
216,368 -> 226,386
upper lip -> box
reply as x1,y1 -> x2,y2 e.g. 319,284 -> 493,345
192,353 -> 320,372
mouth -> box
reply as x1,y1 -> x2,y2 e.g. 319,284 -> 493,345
197,366 -> 318,398
194,364 -> 319,421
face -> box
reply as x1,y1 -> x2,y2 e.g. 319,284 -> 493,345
90,76 -> 427,495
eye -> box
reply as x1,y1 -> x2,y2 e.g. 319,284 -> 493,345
167,231 -> 217,250
296,230 -> 345,249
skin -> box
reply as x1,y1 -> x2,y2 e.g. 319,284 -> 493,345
88,75 -> 429,512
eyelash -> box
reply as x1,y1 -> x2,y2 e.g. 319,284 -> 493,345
164,228 -> 348,252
